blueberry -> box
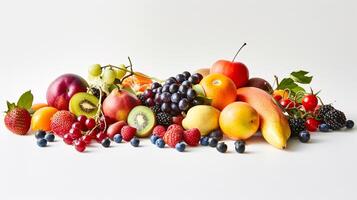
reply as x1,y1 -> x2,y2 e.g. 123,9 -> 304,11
298,131 -> 310,143
200,137 -> 209,146
101,138 -> 111,148
113,134 -> 123,143
208,138 -> 218,147
319,124 -> 329,132
234,140 -> 245,153
130,137 -> 140,147
150,135 -> 159,144
35,130 -> 46,139
44,133 -> 55,142
216,142 -> 227,153
37,138 -> 47,147
155,138 -> 165,148
182,71 -> 191,79
175,142 -> 186,152
209,130 -> 223,140
346,120 -> 354,129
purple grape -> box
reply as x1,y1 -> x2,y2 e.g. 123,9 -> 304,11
165,77 -> 176,85
182,71 -> 191,79
154,93 -> 162,104
161,103 -> 171,113
169,83 -> 179,94
192,73 -> 203,82
145,98 -> 155,107
186,88 -> 197,100
144,89 -> 154,98
188,75 -> 200,84
160,92 -> 171,103
170,103 -> 180,115
171,93 -> 182,103
179,85 -> 189,94
175,74 -> 186,83
179,98 -> 190,111
156,87 -> 162,94
151,82 -> 162,90
162,84 -> 170,93
181,80 -> 192,88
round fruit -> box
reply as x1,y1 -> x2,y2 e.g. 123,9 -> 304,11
279,99 -> 295,109
102,68 -> 116,84
75,140 -> 86,152
127,106 -> 156,138
101,138 -> 111,148
246,78 -> 272,92
273,90 -> 289,100
50,110 -> 76,137
200,137 -> 209,146
31,107 -> 58,131
63,133 -> 74,145
31,103 -> 48,112
302,94 -> 318,112
37,138 -> 47,147
113,134 -> 123,143
35,130 -> 47,139
235,140 -> 245,153
319,124 -> 329,132
346,120 -> 354,129
155,138 -> 165,148
182,105 -> 220,136
175,142 -> 186,152
130,137 -> 140,147
69,92 -> 99,118
210,59 -> 249,88
85,118 -> 96,130
219,102 -> 260,140
88,64 -> 102,77
208,138 -> 218,147
216,142 -> 227,153
115,64 -> 126,79
298,131 -> 310,143
45,133 -> 55,142
200,73 -> 237,110
305,118 -> 320,132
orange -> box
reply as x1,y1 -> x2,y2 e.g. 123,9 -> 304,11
200,73 -> 237,110
31,107 -> 58,131
31,103 -> 48,111
219,102 -> 260,140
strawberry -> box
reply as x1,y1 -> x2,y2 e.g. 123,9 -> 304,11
163,128 -> 183,148
121,125 -> 136,142
183,128 -> 201,146
4,91 -> 34,135
152,125 -> 166,138
167,124 -> 184,132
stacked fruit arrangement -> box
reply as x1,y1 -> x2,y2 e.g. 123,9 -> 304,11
4,45 -> 354,153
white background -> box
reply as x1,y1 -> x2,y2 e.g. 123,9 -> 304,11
0,0 -> 356,199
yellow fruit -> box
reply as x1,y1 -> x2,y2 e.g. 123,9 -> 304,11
182,105 -> 220,136
237,87 -> 291,149
273,89 -> 289,99
115,64 -> 127,79
219,102 -> 260,140
31,107 -> 58,131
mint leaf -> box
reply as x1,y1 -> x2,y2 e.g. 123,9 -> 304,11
277,78 -> 298,90
290,70 -> 312,84
17,90 -> 33,110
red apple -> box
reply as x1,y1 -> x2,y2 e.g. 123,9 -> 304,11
46,74 -> 88,110
102,88 -> 140,122
210,43 -> 249,88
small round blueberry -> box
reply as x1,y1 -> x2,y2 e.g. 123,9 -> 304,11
130,137 -> 140,147
175,142 -> 186,152
37,138 -> 47,147
208,138 -> 218,148
298,131 -> 310,143
150,135 -> 159,144
200,137 -> 209,146
35,130 -> 46,139
216,142 -> 227,153
346,120 -> 354,129
155,138 -> 165,148
101,138 -> 111,148
45,133 -> 55,142
235,140 -> 245,153
113,134 -> 123,143
319,124 -> 330,132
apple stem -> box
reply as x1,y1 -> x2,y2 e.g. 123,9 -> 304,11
232,43 -> 247,62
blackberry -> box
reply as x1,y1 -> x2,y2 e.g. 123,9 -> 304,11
317,105 -> 335,122
324,109 -> 346,130
90,88 -> 101,99
150,105 -> 161,114
137,94 -> 146,105
288,118 -> 306,137
156,112 -> 172,126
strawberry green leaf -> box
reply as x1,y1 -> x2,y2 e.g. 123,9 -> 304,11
6,101 -> 16,112
290,70 -> 312,84
17,90 -> 33,110
277,78 -> 298,90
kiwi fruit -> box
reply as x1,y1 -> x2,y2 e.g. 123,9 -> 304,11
127,106 -> 156,138
69,92 -> 99,118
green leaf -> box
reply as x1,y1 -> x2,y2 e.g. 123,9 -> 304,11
17,90 -> 33,110
290,70 -> 312,84
277,78 -> 298,90
290,86 -> 306,102
6,101 -> 16,112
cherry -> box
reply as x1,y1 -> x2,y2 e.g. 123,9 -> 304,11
273,95 -> 282,102
85,118 -> 96,130
279,99 -> 295,109
72,122 -> 83,130
96,131 -> 107,143
69,128 -> 82,139
302,94 -> 318,112
63,133 -> 73,145
81,135 -> 92,145
77,115 -> 87,125
74,140 -> 86,153
305,118 -> 320,132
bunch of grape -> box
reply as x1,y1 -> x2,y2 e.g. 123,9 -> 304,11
88,64 -> 127,85
141,71 -> 204,116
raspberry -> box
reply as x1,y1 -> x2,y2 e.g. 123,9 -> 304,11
183,128 -> 201,146
152,125 -> 166,138
163,128 -> 183,148
121,125 -> 137,142
167,124 -> 184,132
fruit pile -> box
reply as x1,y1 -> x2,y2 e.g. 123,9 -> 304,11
4,45 -> 354,153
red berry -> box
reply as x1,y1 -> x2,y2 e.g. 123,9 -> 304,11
63,133 -> 73,145
279,99 -> 295,109
4,108 -> 31,135
72,122 -> 83,130
172,115 -> 184,126
75,140 -> 86,152
96,131 -> 107,143
85,118 -> 96,130
183,128 -> 201,146
163,128 -> 183,148
152,125 -> 166,138
77,115 -> 87,125
273,95 -> 282,102
305,118 -> 320,132
88,128 -> 99,139
121,126 -> 137,142
99,121 -> 106,131
69,128 -> 82,139
81,135 -> 92,145
302,94 -> 318,112
167,124 -> 184,132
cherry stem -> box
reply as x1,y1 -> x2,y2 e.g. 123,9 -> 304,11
232,43 -> 247,62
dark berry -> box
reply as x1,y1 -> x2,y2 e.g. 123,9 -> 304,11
175,142 -> 186,152
288,118 -> 306,137
144,89 -> 154,98
156,138 -> 165,148
171,93 -> 182,103
37,138 -> 47,147
298,131 -> 310,143
188,75 -> 200,84
150,105 -> 161,114
178,98 -> 190,111
101,138 -> 111,148
216,142 -> 227,153
137,94 -> 146,105
324,109 -> 346,130
156,112 -> 172,126
178,85 -> 189,94
162,85 -> 170,93
161,103 -> 171,113
317,105 -> 335,122
346,120 -> 354,129
154,93 -> 162,104
182,71 -> 191,79
319,124 -> 329,132
165,77 -> 176,85
151,82 -> 162,89
169,83 -> 179,93
200,137 -> 209,146
160,92 -> 171,103
113,134 -> 123,143
181,80 -> 192,88
45,133 -> 55,142
170,103 -> 180,115
35,130 -> 46,139
150,135 -> 159,144
235,141 -> 245,153
192,73 -> 203,82
130,137 -> 140,147
208,138 -> 218,147
186,88 -> 197,100
175,74 -> 186,83
145,98 -> 155,107
209,130 -> 223,140
156,87 -> 163,94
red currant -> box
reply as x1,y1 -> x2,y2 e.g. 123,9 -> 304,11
71,122 -> 83,130
99,121 -> 106,131
81,135 -> 92,145
75,140 -> 86,152
305,118 -> 320,132
88,128 -> 100,139
63,133 -> 73,145
302,94 -> 318,112
279,99 -> 295,109
69,128 -> 82,139
85,118 -> 96,130
96,131 -> 107,143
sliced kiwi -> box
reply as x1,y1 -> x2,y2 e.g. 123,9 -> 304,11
69,92 -> 99,118
127,106 -> 156,138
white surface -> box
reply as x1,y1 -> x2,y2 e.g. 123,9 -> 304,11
0,0 -> 356,200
